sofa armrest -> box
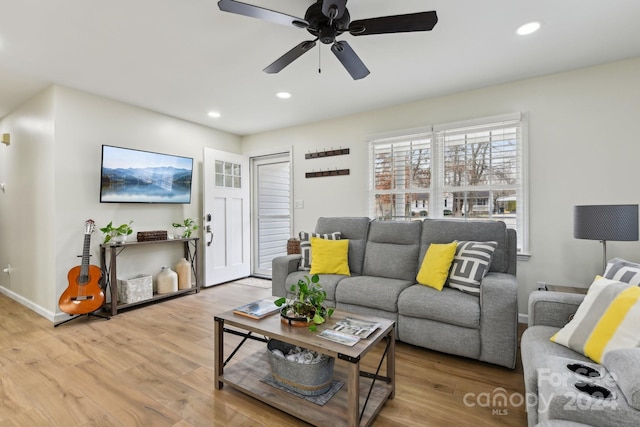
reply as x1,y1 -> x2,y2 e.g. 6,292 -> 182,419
528,290 -> 585,328
479,272 -> 518,369
272,255 -> 301,297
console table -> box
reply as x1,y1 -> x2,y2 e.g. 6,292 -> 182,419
100,237 -> 200,315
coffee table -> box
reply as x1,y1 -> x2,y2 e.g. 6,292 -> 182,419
213,306 -> 395,427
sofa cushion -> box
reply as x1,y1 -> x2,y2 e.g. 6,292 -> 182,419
448,241 -> 498,295
299,231 -> 341,270
521,326 -> 592,427
362,220 -> 422,281
315,217 -> 370,276
535,355 -> 637,427
335,276 -> 414,312
551,277 -> 640,364
416,241 -> 457,290
309,237 -> 350,276
420,219 -> 509,273
284,271 -> 345,302
604,348 -> 640,410
398,285 -> 480,329
604,258 -> 640,285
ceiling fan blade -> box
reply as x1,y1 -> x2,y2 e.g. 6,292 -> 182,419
218,0 -> 308,29
331,41 -> 370,80
263,40 -> 317,74
349,11 -> 438,36
322,0 -> 347,20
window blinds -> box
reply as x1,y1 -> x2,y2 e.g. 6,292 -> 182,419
369,113 -> 526,251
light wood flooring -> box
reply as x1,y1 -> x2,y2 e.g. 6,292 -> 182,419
0,279 -> 527,426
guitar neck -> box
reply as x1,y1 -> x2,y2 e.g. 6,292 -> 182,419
80,233 -> 91,279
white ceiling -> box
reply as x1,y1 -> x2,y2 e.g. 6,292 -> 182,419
1,0 -> 640,136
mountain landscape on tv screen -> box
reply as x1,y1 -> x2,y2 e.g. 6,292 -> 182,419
100,166 -> 192,203
102,166 -> 191,185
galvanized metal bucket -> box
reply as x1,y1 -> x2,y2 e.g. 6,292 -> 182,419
267,339 -> 335,396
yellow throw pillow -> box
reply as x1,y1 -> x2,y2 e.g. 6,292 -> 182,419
416,242 -> 457,290
551,276 -> 640,364
309,237 -> 351,276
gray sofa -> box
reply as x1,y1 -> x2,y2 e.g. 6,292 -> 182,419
521,290 -> 640,427
272,217 -> 519,369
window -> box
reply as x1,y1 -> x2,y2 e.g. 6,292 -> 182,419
369,113 -> 527,253
215,160 -> 242,188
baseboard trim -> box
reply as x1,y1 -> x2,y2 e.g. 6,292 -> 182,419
0,285 -> 60,322
519,313 -> 528,324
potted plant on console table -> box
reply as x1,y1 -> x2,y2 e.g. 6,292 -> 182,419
274,274 -> 334,331
172,218 -> 199,238
100,220 -> 133,245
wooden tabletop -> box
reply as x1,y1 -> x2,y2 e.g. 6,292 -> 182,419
214,306 -> 395,360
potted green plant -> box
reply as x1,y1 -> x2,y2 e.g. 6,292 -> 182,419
274,274 -> 334,331
100,220 -> 133,244
172,218 -> 199,238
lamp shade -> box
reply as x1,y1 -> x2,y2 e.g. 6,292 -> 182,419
574,204 -> 639,241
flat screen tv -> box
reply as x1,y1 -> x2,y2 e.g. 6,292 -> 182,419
100,145 -> 193,204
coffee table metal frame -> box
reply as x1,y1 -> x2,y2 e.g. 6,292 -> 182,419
213,308 -> 395,427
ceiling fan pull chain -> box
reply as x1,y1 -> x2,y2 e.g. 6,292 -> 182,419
318,44 -> 322,74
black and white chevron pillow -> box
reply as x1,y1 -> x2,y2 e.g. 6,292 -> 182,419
448,241 -> 498,295
298,231 -> 341,270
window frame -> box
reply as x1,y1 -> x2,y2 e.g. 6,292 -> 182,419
368,113 -> 529,255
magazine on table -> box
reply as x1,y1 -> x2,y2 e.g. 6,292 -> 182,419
332,317 -> 380,339
233,298 -> 280,319
318,328 -> 360,346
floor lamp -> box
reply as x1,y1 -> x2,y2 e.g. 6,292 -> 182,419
574,204 -> 639,272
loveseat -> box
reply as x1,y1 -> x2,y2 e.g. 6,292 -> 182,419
521,259 -> 640,426
272,217 -> 519,369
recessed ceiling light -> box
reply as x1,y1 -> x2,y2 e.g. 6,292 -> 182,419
207,111 -> 221,118
276,92 -> 292,99
516,21 -> 541,36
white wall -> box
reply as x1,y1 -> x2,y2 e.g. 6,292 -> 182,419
0,87 -> 56,312
242,57 -> 640,317
0,86 -> 241,321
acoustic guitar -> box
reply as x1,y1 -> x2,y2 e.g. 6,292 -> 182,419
59,219 -> 105,315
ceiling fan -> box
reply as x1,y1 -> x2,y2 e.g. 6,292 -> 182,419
217,0 -> 438,80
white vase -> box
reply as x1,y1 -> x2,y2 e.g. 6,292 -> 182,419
157,266 -> 178,294
175,258 -> 192,290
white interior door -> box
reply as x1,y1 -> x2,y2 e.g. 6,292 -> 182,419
203,148 -> 250,286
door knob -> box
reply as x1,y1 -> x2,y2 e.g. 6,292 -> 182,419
206,225 -> 213,247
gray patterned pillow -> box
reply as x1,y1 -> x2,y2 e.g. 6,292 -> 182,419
448,241 -> 498,295
603,258 -> 640,285
298,231 -> 341,270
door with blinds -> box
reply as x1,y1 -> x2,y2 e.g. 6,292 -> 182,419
252,153 -> 292,278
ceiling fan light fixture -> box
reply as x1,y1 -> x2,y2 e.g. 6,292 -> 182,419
276,92 -> 292,99
516,21 -> 541,36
